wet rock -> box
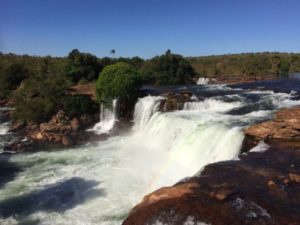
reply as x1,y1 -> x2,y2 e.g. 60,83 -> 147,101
123,143 -> 300,225
242,106 -> 300,152
159,92 -> 192,112
0,99 -> 8,106
8,121 -> 26,132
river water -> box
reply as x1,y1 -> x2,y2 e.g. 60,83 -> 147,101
0,82 -> 300,225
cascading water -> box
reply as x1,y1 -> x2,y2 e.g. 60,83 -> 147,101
197,77 -> 209,85
0,85 -> 300,225
90,99 -> 118,134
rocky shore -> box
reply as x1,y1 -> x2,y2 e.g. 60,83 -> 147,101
3,110 -> 99,152
123,106 -> 300,225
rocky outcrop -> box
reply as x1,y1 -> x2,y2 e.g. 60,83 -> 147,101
123,142 -> 300,225
4,110 -> 98,152
159,92 -> 193,111
123,107 -> 300,225
242,106 -> 300,152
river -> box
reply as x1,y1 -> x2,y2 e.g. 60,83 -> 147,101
0,82 -> 300,225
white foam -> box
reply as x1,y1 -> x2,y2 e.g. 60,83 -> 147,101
250,141 -> 269,153
183,99 -> 242,112
0,91 -> 299,225
89,99 -> 118,134
197,77 -> 209,85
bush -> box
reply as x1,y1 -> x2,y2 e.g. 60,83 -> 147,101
13,73 -> 71,123
95,62 -> 142,103
63,95 -> 98,118
140,50 -> 195,85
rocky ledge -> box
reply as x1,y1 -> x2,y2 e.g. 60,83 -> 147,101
242,106 -> 300,152
123,107 -> 300,225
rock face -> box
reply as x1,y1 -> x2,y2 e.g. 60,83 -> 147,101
242,106 -> 300,152
123,107 -> 300,225
123,143 -> 300,225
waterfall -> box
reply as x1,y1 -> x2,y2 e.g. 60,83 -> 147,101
197,77 -> 209,85
183,99 -> 242,112
90,99 -> 118,134
128,96 -> 244,190
133,96 -> 164,129
2,85 -> 300,225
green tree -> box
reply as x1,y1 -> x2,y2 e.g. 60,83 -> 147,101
140,51 -> 195,85
96,62 -> 141,103
66,49 -> 102,82
13,72 -> 72,122
0,63 -> 28,98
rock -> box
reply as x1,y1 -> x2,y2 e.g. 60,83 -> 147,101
9,121 -> 26,132
70,118 -> 80,131
36,132 -> 44,140
123,143 -> 300,225
210,188 -> 235,201
243,106 -> 300,152
289,173 -> 300,183
267,180 -> 277,189
62,135 -> 73,146
159,92 -> 192,112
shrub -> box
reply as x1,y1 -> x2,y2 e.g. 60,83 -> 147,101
63,95 -> 98,118
95,62 -> 142,103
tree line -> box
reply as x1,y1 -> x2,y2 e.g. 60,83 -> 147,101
0,50 -> 299,123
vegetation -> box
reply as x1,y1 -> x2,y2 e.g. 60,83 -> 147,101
95,62 -> 142,103
140,50 -> 195,85
13,72 -> 71,123
63,95 -> 98,118
1,50 -> 300,123
189,52 -> 300,78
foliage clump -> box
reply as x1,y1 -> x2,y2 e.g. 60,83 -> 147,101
96,62 -> 142,103
140,50 -> 195,85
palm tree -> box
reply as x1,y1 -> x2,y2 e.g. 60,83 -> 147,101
110,49 -> 116,58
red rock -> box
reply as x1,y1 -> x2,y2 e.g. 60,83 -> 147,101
289,173 -> 300,183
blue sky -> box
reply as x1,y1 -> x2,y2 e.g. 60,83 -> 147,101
1,0 -> 300,58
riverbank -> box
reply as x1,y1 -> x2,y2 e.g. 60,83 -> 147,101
122,106 -> 300,225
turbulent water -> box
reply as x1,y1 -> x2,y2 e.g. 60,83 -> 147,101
0,83 -> 300,225
197,77 -> 209,85
89,99 -> 118,134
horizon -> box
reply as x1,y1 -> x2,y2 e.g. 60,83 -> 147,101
1,0 -> 300,58
1,50 -> 300,60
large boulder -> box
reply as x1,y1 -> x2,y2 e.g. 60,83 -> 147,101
242,106 -> 300,151
123,143 -> 300,225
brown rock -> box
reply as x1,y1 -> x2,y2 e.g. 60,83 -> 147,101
9,121 -> 26,132
211,188 -> 235,201
71,118 -> 80,131
289,173 -> 300,183
267,180 -> 277,189
36,132 -> 44,140
62,135 -> 73,146
123,144 -> 300,225
243,106 -> 300,153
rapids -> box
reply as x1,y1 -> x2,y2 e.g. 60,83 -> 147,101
0,84 -> 300,225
